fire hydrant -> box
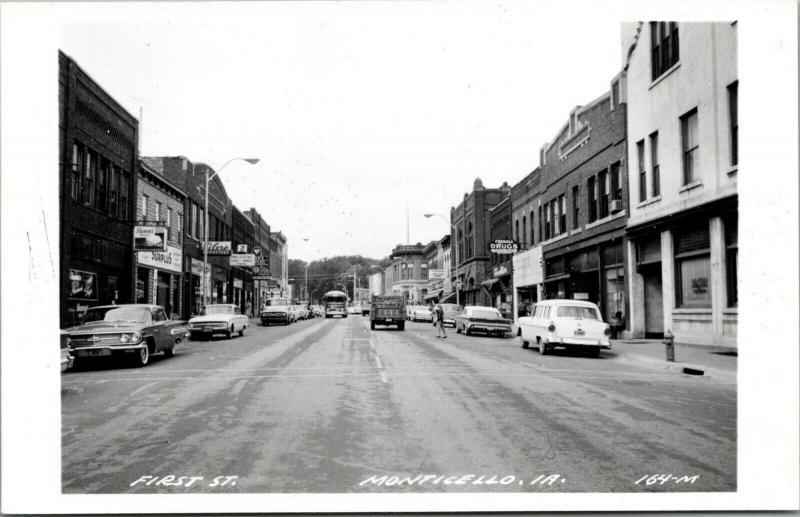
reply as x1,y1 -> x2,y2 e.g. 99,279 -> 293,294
663,329 -> 675,362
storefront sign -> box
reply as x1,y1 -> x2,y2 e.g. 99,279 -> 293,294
134,226 -> 167,252
253,274 -> 272,281
230,253 -> 256,267
190,258 -> 211,276
489,239 -> 520,254
428,269 -> 446,280
493,264 -> 510,277
427,278 -> 444,291
233,278 -> 243,289
137,245 -> 183,274
204,241 -> 232,256
68,269 -> 97,300
236,244 -> 248,253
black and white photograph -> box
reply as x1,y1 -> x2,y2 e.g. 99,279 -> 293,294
1,0 -> 798,514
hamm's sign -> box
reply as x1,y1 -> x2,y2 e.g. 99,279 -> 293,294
489,239 -> 520,254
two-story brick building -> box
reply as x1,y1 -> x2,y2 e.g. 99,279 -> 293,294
59,51 -> 138,327
389,242 -> 431,303
510,167 -> 544,320
134,160 -> 185,317
622,22 -> 737,346
244,208 -> 272,311
450,178 -> 511,306
231,205 -> 255,314
538,76 -> 630,324
487,194 -> 513,316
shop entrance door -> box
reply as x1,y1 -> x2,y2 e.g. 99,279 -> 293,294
156,272 -> 170,309
643,265 -> 664,338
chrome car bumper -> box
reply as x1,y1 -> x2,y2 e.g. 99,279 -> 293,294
466,324 -> 511,333
545,337 -> 612,349
70,343 -> 146,357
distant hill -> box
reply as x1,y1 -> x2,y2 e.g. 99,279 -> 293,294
288,255 -> 392,302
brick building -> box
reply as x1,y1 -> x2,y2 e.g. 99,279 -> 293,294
538,76 -> 630,324
388,243 -> 431,303
244,208 -> 272,310
622,22 -> 737,346
146,156 -> 233,317
269,231 -> 288,296
510,167 -> 543,320
231,205 -> 255,314
59,51 -> 138,327
450,178 -> 510,306
134,160 -> 186,317
486,194 -> 513,316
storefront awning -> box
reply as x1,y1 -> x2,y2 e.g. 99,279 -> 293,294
544,273 -> 571,282
423,289 -> 443,301
481,278 -> 499,288
440,291 -> 457,303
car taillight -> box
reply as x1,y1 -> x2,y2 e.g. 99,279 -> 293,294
604,326 -> 612,336
547,322 -> 556,332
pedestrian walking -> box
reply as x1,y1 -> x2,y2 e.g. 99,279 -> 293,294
246,300 -> 252,319
434,302 -> 447,338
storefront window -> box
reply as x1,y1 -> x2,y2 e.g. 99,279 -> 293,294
726,215 -> 738,307
604,267 -> 625,322
136,267 -> 150,304
675,226 -> 711,308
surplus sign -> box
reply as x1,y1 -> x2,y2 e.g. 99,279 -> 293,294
489,239 -> 519,254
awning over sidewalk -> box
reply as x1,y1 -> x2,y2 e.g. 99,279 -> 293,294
423,289 -> 443,301
440,291 -> 457,303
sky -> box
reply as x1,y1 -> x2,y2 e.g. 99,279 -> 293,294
59,2 -> 622,262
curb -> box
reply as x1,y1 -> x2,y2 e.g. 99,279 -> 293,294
615,353 -> 737,382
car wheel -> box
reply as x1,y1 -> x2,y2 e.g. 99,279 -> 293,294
588,347 -> 600,358
456,324 -> 462,334
465,326 -> 471,336
397,322 -> 405,331
164,342 -> 175,358
370,321 -> 375,330
239,325 -> 245,337
133,346 -> 149,367
227,324 -> 234,339
189,332 -> 198,341
539,339 -> 547,355
521,336 -> 529,349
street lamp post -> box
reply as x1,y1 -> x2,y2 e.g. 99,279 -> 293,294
202,157 -> 259,308
302,238 -> 310,302
424,213 -> 460,307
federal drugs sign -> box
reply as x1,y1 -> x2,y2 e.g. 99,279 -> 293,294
489,239 -> 519,254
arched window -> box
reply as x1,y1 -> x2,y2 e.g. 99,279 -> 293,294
522,216 -> 527,248
515,220 -> 519,242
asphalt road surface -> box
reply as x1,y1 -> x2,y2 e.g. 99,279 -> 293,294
61,316 -> 736,493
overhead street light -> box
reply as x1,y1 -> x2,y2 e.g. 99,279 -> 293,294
202,157 -> 260,308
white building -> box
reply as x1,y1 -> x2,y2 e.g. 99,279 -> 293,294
622,22 -> 737,347
368,272 -> 383,296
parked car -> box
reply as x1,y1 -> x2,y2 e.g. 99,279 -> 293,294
294,304 -> 309,320
517,299 -> 611,357
60,331 -> 74,372
261,298 -> 292,326
188,304 -> 249,340
370,294 -> 405,330
440,303 -> 463,328
454,306 -> 512,337
312,305 -> 325,317
348,305 -> 362,315
64,304 -> 187,367
411,305 -> 433,322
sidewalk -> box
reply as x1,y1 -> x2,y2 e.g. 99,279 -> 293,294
611,339 -> 737,382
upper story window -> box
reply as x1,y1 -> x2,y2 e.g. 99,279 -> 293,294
558,195 -> 566,235
598,169 -> 609,219
522,216 -> 527,247
82,148 -> 96,207
610,162 -> 622,201
537,205 -> 543,244
155,201 -> 162,222
529,209 -> 535,247
120,170 -> 130,220
587,176 -> 597,223
108,165 -> 119,217
572,186 -> 580,230
141,194 -> 148,220
728,81 -> 738,166
514,220 -> 519,243
70,142 -> 82,201
681,108 -> 700,185
637,139 -> 647,202
649,132 -> 660,197
651,22 -> 679,81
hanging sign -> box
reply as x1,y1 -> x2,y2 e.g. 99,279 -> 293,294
489,239 -> 520,254
134,226 -> 167,252
204,241 -> 232,256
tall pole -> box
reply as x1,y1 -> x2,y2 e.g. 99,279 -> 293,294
305,263 -> 308,301
203,169 -> 210,308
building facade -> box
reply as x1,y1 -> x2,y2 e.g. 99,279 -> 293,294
149,156 -> 233,317
368,271 -> 384,296
486,194 -> 513,316
451,178 -> 510,306
622,22 -> 738,346
244,208 -> 272,310
231,205 -> 255,315
269,231 -> 288,296
134,160 -> 185,317
538,77 -> 630,325
389,243 -> 430,303
510,167 -> 544,319
59,52 -> 139,327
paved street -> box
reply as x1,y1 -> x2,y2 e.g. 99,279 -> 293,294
61,316 -> 736,493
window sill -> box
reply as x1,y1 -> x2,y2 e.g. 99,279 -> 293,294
636,196 -> 662,209
541,233 -> 570,246
727,165 -> 738,176
672,308 -> 712,315
679,180 -> 703,193
584,209 -> 627,231
571,227 -> 582,235
648,61 -> 681,90
722,307 -> 738,315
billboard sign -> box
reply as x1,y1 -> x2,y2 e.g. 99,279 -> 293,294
428,269 -> 446,280
230,253 -> 256,267
489,239 -> 519,254
205,241 -> 232,256
134,226 -> 167,252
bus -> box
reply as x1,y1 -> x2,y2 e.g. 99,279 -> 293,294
322,290 -> 348,318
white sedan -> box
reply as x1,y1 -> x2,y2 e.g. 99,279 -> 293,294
411,306 -> 433,322
517,299 -> 611,357
188,304 -> 249,340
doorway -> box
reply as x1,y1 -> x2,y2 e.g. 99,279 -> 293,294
642,264 -> 664,338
